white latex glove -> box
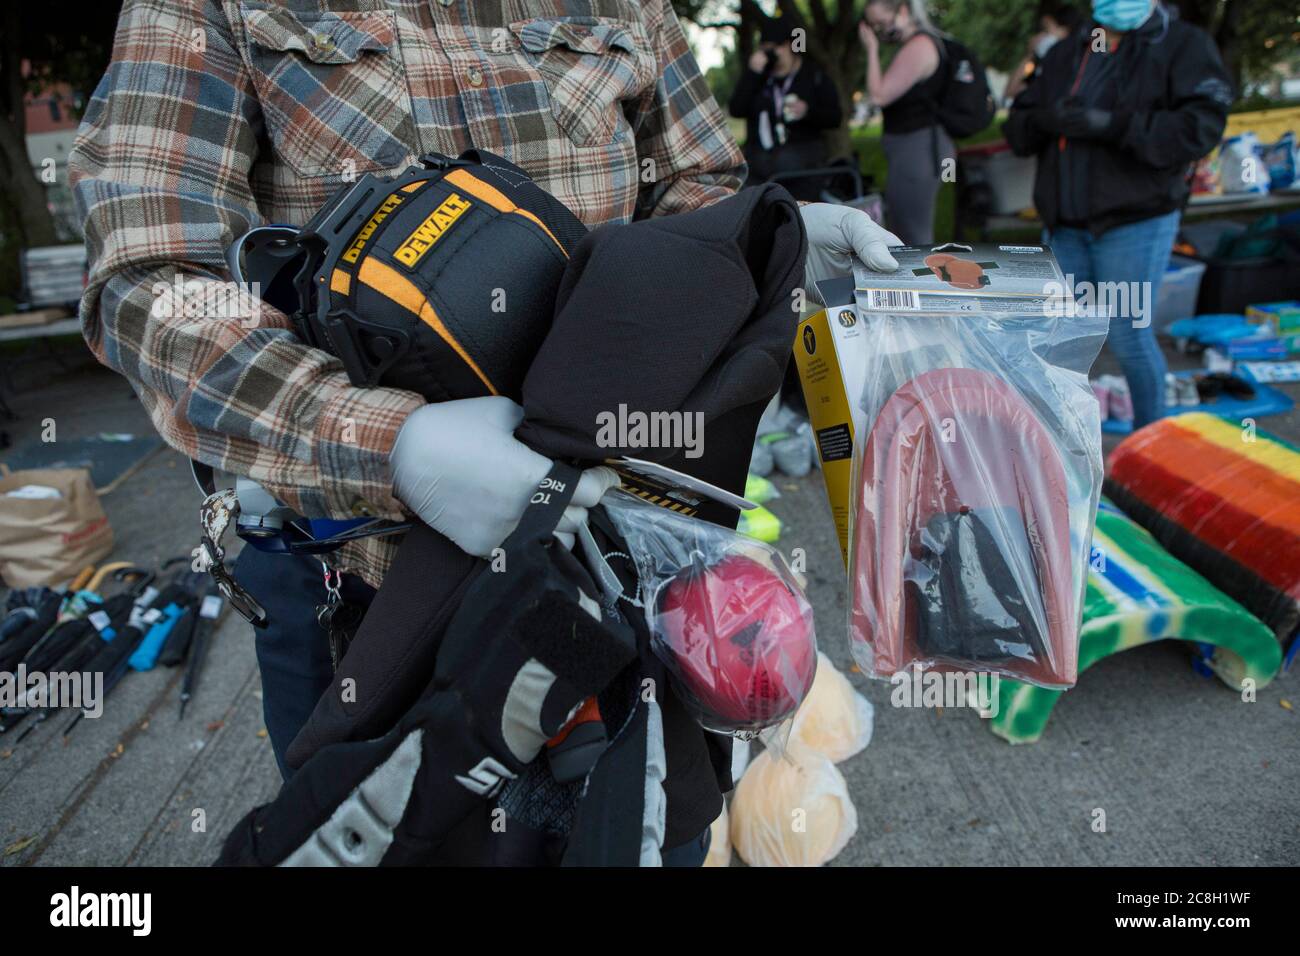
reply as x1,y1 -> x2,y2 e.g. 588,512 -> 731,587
800,203 -> 901,304
390,396 -> 620,558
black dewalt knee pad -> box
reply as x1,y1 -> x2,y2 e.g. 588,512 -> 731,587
238,150 -> 586,401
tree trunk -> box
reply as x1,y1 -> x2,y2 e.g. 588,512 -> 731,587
0,122 -> 60,247
821,62 -> 856,161
817,1 -> 863,161
1214,0 -> 1245,99
737,0 -> 758,65
0,3 -> 60,248
1173,0 -> 1243,97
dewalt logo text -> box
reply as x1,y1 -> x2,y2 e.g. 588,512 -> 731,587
393,193 -> 472,268
342,191 -> 407,264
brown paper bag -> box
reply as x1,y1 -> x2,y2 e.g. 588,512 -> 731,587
0,468 -> 114,587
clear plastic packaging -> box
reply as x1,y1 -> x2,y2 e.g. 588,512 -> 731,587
848,309 -> 1106,688
729,748 -> 857,867
602,491 -> 818,735
783,652 -> 874,763
703,802 -> 732,867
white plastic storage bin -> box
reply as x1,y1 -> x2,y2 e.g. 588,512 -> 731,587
1155,254 -> 1207,331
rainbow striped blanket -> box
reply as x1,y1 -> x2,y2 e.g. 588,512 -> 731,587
1104,412 -> 1300,650
990,499 -> 1281,744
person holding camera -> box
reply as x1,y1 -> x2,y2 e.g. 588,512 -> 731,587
729,14 -> 842,200
1004,3 -> 1081,104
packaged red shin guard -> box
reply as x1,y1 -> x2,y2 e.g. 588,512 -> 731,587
848,310 -> 1106,688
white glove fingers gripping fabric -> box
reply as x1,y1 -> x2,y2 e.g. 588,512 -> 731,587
390,396 -> 550,558
548,466 -> 619,543
391,398 -> 625,559
478,394 -> 527,430
572,466 -> 622,507
554,504 -> 587,533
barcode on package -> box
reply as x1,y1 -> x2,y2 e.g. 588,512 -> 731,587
866,289 -> 920,311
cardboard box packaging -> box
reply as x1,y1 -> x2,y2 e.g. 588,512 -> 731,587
792,278 -> 868,564
853,241 -> 1068,315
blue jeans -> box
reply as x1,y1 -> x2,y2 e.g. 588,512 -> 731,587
1047,210 -> 1180,428
233,546 -> 374,780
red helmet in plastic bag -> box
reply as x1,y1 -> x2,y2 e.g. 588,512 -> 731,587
653,554 -> 817,734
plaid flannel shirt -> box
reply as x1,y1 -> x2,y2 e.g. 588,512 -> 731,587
71,0 -> 745,587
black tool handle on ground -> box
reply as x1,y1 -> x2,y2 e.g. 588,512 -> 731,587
180,604 -> 221,719
158,605 -> 199,667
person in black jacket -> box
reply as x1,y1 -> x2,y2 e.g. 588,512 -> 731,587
1005,0 -> 1231,427
729,14 -> 842,200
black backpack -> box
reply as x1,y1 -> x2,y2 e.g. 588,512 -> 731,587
927,32 -> 995,140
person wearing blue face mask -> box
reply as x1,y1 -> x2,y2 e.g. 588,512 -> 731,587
1005,0 -> 1232,428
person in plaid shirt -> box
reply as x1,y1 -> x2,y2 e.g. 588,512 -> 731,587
70,0 -> 899,806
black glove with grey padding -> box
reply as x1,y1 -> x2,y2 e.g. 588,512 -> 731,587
218,463 -> 635,866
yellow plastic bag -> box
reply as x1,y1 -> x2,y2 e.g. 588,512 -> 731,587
729,749 -> 857,867
787,653 -> 874,763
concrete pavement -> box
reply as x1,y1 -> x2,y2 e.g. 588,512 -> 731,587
0,343 -> 1296,866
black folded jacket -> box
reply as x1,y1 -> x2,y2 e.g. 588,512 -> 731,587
518,182 -> 807,519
